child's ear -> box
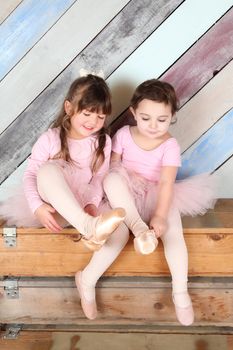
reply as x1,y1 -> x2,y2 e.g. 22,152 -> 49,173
129,106 -> 136,119
64,100 -> 73,116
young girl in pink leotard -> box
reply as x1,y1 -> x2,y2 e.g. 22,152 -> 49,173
0,74 -> 127,320
104,79 -> 215,326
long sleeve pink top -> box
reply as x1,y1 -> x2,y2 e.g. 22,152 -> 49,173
23,127 -> 111,213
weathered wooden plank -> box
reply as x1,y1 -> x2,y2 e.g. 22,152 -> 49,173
171,59 -> 233,153
0,230 -> 232,277
0,278 -> 232,328
0,0 -> 22,24
214,156 -> 233,199
227,336 -> 233,350
0,199 -> 232,277
177,108 -> 233,178
0,331 -> 230,349
0,0 -> 130,135
107,0 -> 233,123
0,0 -> 77,81
111,8 -> 233,134
0,0 -> 184,187
0,331 -> 53,350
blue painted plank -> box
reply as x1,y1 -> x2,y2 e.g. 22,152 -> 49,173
177,108 -> 233,179
0,0 -> 76,81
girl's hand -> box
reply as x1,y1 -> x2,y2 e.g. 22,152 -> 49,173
34,203 -> 63,233
84,204 -> 98,217
149,215 -> 168,238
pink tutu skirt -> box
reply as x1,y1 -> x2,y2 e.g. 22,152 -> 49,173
0,187 -> 42,227
108,166 -> 216,224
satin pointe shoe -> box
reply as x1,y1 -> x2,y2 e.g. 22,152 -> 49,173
75,271 -> 97,320
81,207 -> 126,252
134,230 -> 158,255
172,292 -> 194,326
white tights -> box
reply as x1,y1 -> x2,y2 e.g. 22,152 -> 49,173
103,172 -> 189,296
37,162 -> 130,301
37,163 -> 99,238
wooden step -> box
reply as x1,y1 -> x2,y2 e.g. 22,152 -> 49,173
0,199 -> 233,277
0,277 -> 233,331
0,329 -> 232,350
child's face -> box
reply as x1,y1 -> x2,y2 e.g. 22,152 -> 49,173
66,102 -> 106,139
131,99 -> 172,139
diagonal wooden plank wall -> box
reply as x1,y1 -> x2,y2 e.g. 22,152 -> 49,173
0,0 -> 77,81
0,0 -> 233,200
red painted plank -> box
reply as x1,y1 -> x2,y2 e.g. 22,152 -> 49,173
110,8 -> 233,135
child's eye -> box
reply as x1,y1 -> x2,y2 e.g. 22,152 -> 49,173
142,118 -> 149,121
158,119 -> 166,123
83,112 -> 91,116
98,115 -> 105,120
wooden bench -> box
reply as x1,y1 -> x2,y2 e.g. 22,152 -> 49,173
0,199 -> 233,338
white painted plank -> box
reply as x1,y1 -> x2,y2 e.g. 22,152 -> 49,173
0,0 -> 76,81
0,0 -> 130,134
170,60 -> 233,153
107,0 -> 233,123
0,0 -> 22,24
214,157 -> 233,198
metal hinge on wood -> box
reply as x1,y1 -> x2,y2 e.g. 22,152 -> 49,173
4,278 -> 19,299
2,326 -> 21,339
3,227 -> 17,247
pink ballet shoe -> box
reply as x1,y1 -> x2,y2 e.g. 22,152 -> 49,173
173,292 -> 194,326
134,230 -> 158,255
75,271 -> 97,320
81,207 -> 126,251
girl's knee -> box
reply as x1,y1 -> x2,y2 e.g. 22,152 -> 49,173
37,162 -> 61,180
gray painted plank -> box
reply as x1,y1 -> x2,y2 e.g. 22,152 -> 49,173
0,0 -> 183,184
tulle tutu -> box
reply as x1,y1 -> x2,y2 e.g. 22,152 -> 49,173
0,187 -> 42,227
108,166 -> 216,224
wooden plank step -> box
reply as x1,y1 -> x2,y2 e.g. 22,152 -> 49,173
0,330 -> 232,349
0,199 -> 233,277
0,277 -> 232,330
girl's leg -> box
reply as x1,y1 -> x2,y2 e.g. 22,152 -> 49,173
75,222 -> 130,319
37,163 -> 125,242
160,207 -> 194,325
103,172 -> 157,254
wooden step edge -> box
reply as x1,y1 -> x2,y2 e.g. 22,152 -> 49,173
1,324 -> 233,335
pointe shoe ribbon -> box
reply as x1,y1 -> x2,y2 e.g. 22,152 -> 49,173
75,271 -> 97,320
82,207 -> 126,251
134,230 -> 158,255
172,293 -> 194,326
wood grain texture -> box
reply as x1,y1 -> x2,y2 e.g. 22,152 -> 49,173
0,0 -> 130,135
0,0 -> 76,81
171,59 -> 233,153
0,201 -> 233,277
0,278 -> 232,328
0,332 -> 230,349
0,0 -> 22,24
0,0 -> 183,186
107,0 -> 233,123
214,156 -> 233,198
177,108 -> 233,178
111,8 -> 233,134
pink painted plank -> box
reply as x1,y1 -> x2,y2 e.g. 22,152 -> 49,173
110,8 -> 233,135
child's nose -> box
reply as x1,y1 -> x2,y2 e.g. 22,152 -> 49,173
150,120 -> 157,128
